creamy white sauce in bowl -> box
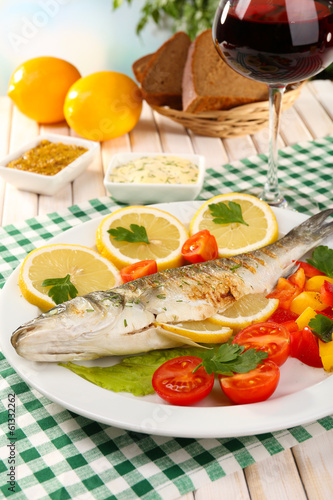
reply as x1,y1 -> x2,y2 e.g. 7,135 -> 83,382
109,156 -> 199,185
104,152 -> 206,205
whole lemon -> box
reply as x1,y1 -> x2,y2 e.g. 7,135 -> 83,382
63,71 -> 143,141
8,56 -> 81,124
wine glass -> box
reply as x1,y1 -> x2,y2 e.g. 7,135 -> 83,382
212,0 -> 333,208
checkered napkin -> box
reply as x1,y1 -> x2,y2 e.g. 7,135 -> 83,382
1,137 -> 333,499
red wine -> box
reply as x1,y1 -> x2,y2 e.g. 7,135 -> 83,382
213,0 -> 333,85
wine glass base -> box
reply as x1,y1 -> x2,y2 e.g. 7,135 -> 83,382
240,186 -> 319,213
258,192 -> 288,209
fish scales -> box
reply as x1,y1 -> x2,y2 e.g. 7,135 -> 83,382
11,208 -> 333,362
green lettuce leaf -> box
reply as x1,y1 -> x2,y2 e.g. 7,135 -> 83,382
59,346 -> 205,396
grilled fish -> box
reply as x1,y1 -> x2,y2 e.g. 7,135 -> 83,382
11,209 -> 333,362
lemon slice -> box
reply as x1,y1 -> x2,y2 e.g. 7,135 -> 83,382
155,320 -> 233,343
189,193 -> 278,257
96,206 -> 189,270
19,243 -> 122,310
209,293 -> 279,333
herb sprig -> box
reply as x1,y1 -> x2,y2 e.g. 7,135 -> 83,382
108,224 -> 149,244
309,314 -> 333,343
42,274 -> 78,304
193,343 -> 268,376
209,201 -> 249,226
307,246 -> 333,277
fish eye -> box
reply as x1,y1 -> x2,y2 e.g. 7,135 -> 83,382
42,304 -> 66,317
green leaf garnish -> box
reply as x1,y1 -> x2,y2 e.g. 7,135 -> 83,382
193,343 -> 268,376
60,346 -> 205,396
209,201 -> 249,226
307,246 -> 333,277
41,274 -> 78,305
309,313 -> 333,343
108,224 -> 149,243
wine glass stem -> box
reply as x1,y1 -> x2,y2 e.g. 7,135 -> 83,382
260,85 -> 287,207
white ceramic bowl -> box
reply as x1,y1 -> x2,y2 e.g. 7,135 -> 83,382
0,134 -> 100,196
104,152 -> 206,205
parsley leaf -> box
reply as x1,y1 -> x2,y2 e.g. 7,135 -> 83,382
41,274 -> 78,304
209,201 -> 249,226
193,343 -> 268,376
108,224 -> 149,243
307,246 -> 333,277
309,314 -> 333,343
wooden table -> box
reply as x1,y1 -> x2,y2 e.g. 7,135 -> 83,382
1,80 -> 333,499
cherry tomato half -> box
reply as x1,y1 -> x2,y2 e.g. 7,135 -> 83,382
152,356 -> 214,406
290,326 -> 323,368
181,230 -> 218,264
218,360 -> 280,405
232,322 -> 290,366
120,259 -> 157,283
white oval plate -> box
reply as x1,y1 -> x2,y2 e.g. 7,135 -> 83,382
1,201 -> 333,438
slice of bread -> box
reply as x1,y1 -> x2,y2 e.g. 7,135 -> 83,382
132,53 -> 153,84
140,32 -> 191,109
182,29 -> 268,113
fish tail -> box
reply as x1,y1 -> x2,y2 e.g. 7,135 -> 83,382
286,208 -> 333,243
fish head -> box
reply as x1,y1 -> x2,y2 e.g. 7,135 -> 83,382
11,291 -> 130,362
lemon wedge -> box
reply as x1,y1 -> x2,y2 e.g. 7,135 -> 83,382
19,243 -> 122,310
209,293 -> 279,333
155,320 -> 233,343
96,206 -> 189,270
189,193 -> 278,257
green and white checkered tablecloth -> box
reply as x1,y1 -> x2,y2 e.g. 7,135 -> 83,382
1,137 -> 333,499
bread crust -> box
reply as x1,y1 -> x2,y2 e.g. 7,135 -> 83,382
182,29 -> 268,113
140,32 -> 191,109
132,54 -> 153,84
133,29 -> 269,113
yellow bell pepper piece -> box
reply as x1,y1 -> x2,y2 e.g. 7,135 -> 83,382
290,291 -> 327,316
296,306 -> 317,330
305,275 -> 333,292
319,339 -> 333,371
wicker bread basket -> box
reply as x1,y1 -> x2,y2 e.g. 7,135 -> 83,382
151,83 -> 303,138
